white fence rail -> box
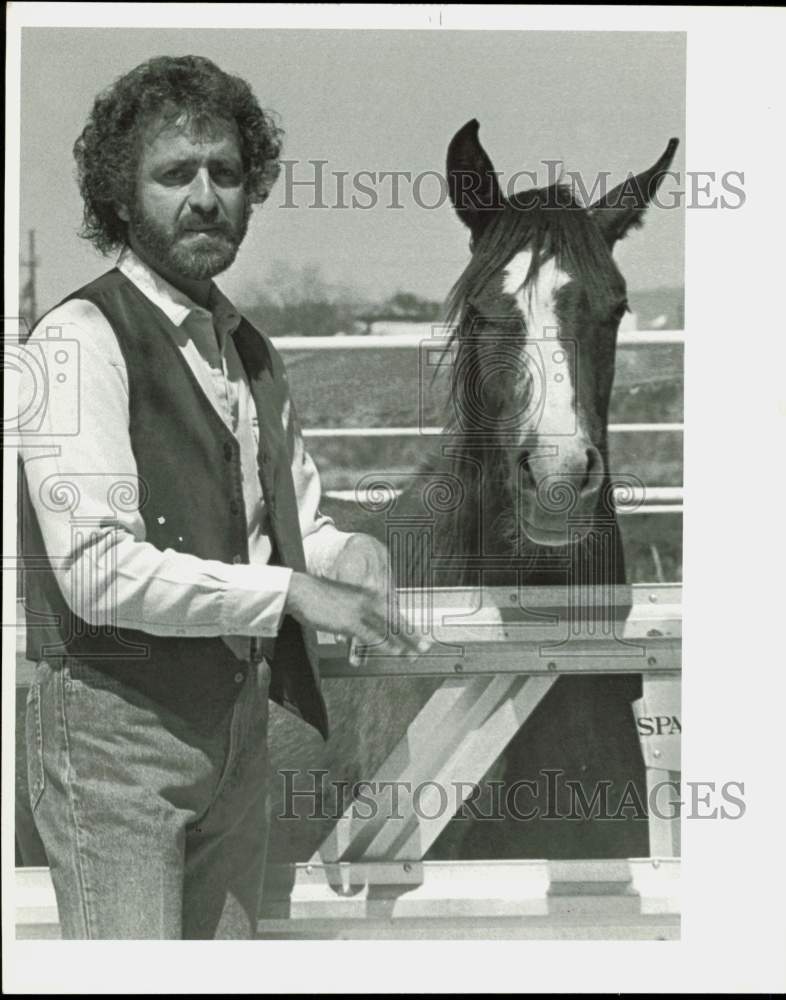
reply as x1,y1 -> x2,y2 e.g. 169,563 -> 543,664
324,484 -> 682,513
274,330 -> 685,350
17,858 -> 680,940
305,422 -> 684,437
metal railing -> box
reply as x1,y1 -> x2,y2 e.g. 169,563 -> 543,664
274,329 -> 685,349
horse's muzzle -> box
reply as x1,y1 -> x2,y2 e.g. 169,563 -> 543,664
514,444 -> 605,546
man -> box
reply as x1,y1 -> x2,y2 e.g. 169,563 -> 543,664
18,54 -> 426,940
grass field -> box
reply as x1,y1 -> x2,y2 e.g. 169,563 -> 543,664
281,341 -> 683,429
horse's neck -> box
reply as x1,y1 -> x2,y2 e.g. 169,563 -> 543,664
392,448 -> 515,587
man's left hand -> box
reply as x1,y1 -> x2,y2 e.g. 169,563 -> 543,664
329,533 -> 391,596
326,533 -> 433,665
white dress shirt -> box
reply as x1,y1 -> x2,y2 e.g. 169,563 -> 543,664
18,247 -> 353,652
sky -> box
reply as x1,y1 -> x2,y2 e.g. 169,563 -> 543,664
18,28 -> 685,315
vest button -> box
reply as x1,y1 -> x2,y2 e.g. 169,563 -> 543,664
234,671 -> 245,684
224,443 -> 233,461
232,554 -> 243,564
230,500 -> 241,516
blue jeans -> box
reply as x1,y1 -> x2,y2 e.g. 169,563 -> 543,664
25,655 -> 272,939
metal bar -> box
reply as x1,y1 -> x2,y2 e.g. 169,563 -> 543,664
16,585 -> 682,682
303,423 -> 684,438
607,423 -> 684,434
15,584 -> 679,617
325,485 -> 683,506
318,643 -> 680,679
317,583 -> 681,677
263,857 -> 681,938
16,638 -> 680,686
273,330 -> 685,350
621,505 -> 682,515
279,856 -> 680,904
254,916 -> 680,940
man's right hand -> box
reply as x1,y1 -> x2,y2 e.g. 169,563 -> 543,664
284,571 -> 431,663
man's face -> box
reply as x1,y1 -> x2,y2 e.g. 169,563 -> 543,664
121,114 -> 250,282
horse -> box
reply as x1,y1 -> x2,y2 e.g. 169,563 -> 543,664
266,120 -> 679,865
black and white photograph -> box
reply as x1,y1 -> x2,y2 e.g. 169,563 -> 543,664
3,3 -> 784,993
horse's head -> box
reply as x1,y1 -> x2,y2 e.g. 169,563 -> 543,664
444,120 -> 678,547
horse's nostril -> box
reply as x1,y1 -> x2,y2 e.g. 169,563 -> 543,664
515,449 -> 534,484
581,446 -> 603,495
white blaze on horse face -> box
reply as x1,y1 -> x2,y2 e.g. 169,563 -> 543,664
502,251 -> 575,439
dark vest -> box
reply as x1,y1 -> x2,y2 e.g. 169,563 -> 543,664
20,268 -> 328,739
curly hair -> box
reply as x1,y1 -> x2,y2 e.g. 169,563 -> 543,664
73,55 -> 284,254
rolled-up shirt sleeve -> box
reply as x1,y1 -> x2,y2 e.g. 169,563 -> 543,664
19,301 -> 293,639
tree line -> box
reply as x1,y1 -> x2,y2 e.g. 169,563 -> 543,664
238,262 -> 441,337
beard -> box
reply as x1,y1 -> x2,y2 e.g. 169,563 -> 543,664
128,199 -> 252,281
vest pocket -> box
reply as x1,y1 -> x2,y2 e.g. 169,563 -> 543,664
25,682 -> 45,811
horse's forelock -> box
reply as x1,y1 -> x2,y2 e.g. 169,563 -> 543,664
444,185 -> 621,333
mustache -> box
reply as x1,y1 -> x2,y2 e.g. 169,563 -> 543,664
178,219 -> 235,237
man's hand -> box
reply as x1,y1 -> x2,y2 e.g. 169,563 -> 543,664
286,534 -> 431,664
284,571 -> 430,663
329,533 -> 392,595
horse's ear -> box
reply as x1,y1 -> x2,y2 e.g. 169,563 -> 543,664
447,119 -> 504,240
589,138 -> 679,245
